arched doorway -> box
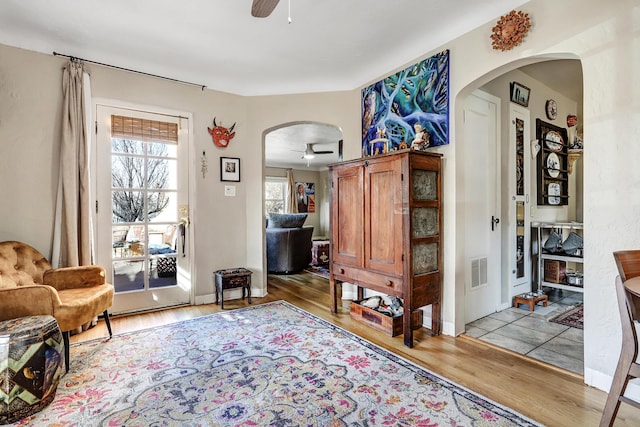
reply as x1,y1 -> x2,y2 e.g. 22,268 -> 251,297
263,121 -> 343,272
457,57 -> 584,373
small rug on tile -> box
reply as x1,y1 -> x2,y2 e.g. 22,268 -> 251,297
304,264 -> 330,279
549,303 -> 584,329
10,301 -> 542,426
526,304 -> 560,316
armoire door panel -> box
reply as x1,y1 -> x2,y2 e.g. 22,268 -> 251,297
331,167 -> 363,267
364,160 -> 403,275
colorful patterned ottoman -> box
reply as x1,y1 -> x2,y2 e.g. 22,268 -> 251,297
0,315 -> 65,424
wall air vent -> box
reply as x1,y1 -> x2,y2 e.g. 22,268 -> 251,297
471,257 -> 488,288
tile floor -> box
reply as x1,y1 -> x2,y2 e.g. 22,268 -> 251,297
464,287 -> 584,375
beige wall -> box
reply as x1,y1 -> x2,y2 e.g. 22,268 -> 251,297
245,91 -> 359,297
1,0 -> 639,394
0,43 -> 252,300
92,60 -> 250,300
0,45 -> 64,251
0,44 -> 357,301
443,0 -> 639,394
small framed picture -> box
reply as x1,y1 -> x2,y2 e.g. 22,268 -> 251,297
510,81 -> 530,107
220,157 -> 240,182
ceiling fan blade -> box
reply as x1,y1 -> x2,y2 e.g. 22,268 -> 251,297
307,142 -> 334,154
251,0 -> 280,17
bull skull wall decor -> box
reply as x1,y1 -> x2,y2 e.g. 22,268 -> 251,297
207,117 -> 236,148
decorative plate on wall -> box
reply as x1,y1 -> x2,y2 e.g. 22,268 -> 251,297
546,152 -> 560,178
548,183 -> 561,205
546,99 -> 557,120
545,130 -> 563,151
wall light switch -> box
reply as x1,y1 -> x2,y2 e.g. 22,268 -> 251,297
224,185 -> 236,197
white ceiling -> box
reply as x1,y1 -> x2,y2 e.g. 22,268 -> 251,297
0,0 -> 529,97
520,60 -> 583,106
6,0 -> 583,172
265,122 -> 343,171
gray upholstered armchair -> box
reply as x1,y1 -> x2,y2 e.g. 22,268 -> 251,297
266,213 -> 313,274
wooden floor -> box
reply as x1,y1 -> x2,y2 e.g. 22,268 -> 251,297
72,272 -> 639,427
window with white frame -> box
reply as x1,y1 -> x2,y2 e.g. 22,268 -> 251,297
265,177 -> 287,214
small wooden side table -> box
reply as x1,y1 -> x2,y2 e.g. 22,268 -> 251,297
214,268 -> 252,309
513,293 -> 548,312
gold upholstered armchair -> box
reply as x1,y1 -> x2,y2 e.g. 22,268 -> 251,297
0,241 -> 114,371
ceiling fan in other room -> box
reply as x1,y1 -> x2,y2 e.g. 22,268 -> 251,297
251,0 -> 281,17
301,143 -> 334,160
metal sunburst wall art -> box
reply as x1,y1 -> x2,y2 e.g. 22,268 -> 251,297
490,10 -> 532,51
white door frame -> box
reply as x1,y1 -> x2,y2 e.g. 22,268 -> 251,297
507,106 -> 532,300
92,99 -> 195,314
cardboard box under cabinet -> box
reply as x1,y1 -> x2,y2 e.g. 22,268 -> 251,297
544,259 -> 567,283
350,301 -> 423,337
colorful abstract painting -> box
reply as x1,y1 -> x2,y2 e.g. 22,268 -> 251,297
361,50 -> 450,156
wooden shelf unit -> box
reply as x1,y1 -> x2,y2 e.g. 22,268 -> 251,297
532,221 -> 584,293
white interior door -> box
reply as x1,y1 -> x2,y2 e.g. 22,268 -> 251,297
464,90 -> 501,323
94,104 -> 191,314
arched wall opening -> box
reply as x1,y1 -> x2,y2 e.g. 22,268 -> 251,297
452,53 -> 584,358
261,120 -> 344,274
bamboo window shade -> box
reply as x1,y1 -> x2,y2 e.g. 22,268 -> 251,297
111,115 -> 178,144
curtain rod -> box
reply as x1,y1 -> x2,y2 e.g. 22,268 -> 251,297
53,52 -> 206,91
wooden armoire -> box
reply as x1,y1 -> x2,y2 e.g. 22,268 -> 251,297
328,150 -> 443,347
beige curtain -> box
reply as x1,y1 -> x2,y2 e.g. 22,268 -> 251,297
286,169 -> 298,213
51,60 -> 93,267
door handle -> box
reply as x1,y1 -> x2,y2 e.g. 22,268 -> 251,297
491,216 -> 500,231
179,222 -> 187,257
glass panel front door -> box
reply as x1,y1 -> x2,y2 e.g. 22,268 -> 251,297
110,137 -> 178,293
96,105 -> 191,314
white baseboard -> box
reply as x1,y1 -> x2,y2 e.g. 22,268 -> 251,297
440,319 -> 455,336
584,367 -> 606,391
499,302 -> 512,311
585,367 -> 640,400
194,294 -> 216,305
194,287 -> 267,306
418,307 -> 454,336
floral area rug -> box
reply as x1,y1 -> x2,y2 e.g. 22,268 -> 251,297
549,303 -> 584,329
11,301 -> 542,426
304,264 -> 330,279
